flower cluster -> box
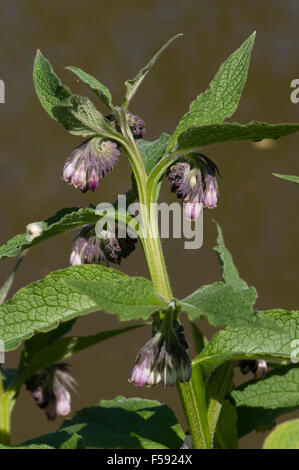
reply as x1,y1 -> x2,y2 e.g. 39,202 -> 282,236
26,363 -> 76,420
70,224 -> 137,266
126,112 -> 146,138
62,137 -> 120,193
62,112 -> 145,193
105,111 -> 146,139
239,359 -> 268,379
167,153 -> 219,220
129,320 -> 192,387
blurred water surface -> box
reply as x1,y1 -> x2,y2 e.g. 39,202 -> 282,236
0,0 -> 298,448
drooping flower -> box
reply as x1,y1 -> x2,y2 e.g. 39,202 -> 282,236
70,225 -> 105,265
167,162 -> 203,221
166,153 -> 219,220
26,363 -> 76,420
251,359 -> 268,379
129,320 -> 192,387
203,174 -> 218,209
70,224 -> 137,266
239,359 -> 268,379
62,137 -> 120,192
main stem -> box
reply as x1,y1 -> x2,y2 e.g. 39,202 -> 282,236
118,109 -> 210,448
142,198 -> 211,449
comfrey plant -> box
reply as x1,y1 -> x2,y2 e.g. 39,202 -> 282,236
0,33 -> 299,450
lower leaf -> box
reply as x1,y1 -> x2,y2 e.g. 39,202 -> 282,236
59,396 -> 185,449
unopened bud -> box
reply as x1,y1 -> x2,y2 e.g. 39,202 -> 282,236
26,222 -> 43,242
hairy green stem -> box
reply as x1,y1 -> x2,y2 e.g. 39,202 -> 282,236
177,365 -> 212,449
117,112 -> 212,448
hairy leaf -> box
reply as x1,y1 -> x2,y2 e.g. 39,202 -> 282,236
176,121 -> 299,152
0,265 -> 127,351
231,364 -> 299,410
62,277 -> 167,320
181,282 -> 263,329
19,432 -> 84,449
233,364 -> 299,437
66,66 -> 113,109
33,49 -> 71,118
193,309 -> 297,376
33,51 -> 113,138
52,94 -> 112,137
59,396 -> 185,449
273,173 -> 299,185
137,133 -> 170,174
168,32 -> 255,150
214,222 -> 248,289
0,207 -> 99,261
124,34 -> 182,107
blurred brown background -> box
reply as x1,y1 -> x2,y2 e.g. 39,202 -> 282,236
0,0 -> 298,449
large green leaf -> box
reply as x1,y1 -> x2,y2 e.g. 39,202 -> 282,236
124,34 -> 182,107
263,419 -> 299,449
63,277 -> 167,320
0,265 -> 127,351
15,432 -> 84,449
0,207 -> 99,261
137,133 -> 170,175
168,32 -> 256,150
34,51 -> 115,138
66,66 -> 113,109
33,49 -> 71,119
237,405 -> 295,438
181,282 -> 263,329
193,309 -> 298,377
273,173 -> 299,185
52,94 -> 116,138
232,364 -> 299,438
231,364 -> 299,409
59,396 -> 185,449
213,222 -> 248,289
175,121 -> 299,153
